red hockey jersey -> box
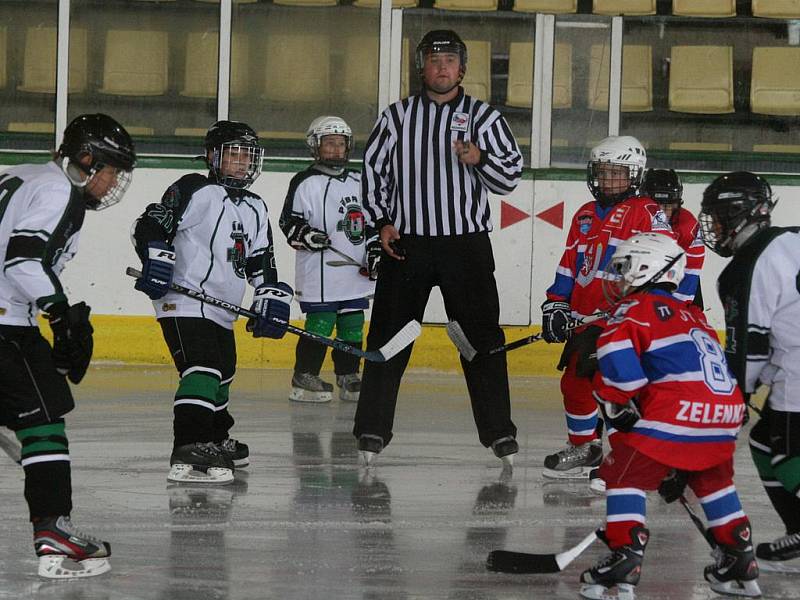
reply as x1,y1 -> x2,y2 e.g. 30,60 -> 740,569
546,196 -> 672,321
671,207 -> 705,302
594,290 -> 745,471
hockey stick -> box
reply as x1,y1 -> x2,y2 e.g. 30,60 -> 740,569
486,530 -> 598,574
679,495 -> 717,549
447,312 -> 609,362
326,245 -> 361,265
0,427 -> 21,465
125,267 -> 420,362
325,246 -> 369,276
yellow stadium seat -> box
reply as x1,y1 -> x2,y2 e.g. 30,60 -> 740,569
342,36 -> 380,104
752,0 -> 800,17
174,128 -> 208,137
750,47 -> 800,116
434,0 -> 498,10
0,27 -> 6,89
462,41 -> 491,102
99,30 -> 168,96
181,31 -> 249,99
506,42 -> 572,109
353,0 -> 417,6
588,44 -> 652,112
7,122 -> 55,134
593,0 -> 655,15
669,142 -> 732,151
124,126 -> 155,136
753,144 -> 800,153
513,0 -> 577,12
669,45 -> 733,114
263,33 -> 329,103
193,0 -> 258,3
273,0 -> 337,5
17,27 -> 87,94
672,0 -> 735,16
257,131 -> 306,141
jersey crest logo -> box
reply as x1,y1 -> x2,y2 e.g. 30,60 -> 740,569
654,302 -> 673,321
578,214 -> 593,235
337,205 -> 366,245
450,112 -> 470,132
227,221 -> 249,279
577,242 -> 604,287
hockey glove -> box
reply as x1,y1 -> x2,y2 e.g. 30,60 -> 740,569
135,241 -> 176,300
366,235 -> 381,281
247,282 -> 294,339
658,469 -> 689,504
48,301 -> 94,384
594,392 -> 640,433
541,300 -> 572,343
287,222 -> 330,252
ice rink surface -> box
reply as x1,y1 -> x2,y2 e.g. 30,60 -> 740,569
0,366 -> 796,600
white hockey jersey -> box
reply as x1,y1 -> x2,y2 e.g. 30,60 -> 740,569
279,166 -> 375,303
0,162 -> 84,326
133,174 -> 277,329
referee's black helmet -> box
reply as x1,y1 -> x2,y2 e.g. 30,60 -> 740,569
415,30 -> 468,74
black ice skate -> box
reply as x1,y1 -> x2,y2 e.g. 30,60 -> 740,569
34,516 -> 111,579
756,532 -> 800,573
336,373 -> 361,402
218,437 -> 250,468
704,523 -> 761,597
579,526 -> 649,600
289,372 -> 333,403
357,434 -> 383,466
491,436 -> 519,468
543,440 -> 603,480
169,441 -> 234,484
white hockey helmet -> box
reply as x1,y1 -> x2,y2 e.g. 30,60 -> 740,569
602,232 -> 686,304
306,116 -> 353,168
587,136 -> 647,206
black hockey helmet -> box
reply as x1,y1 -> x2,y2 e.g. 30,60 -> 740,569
700,171 -> 775,257
641,169 -> 683,224
415,30 -> 468,75
204,120 -> 264,190
58,113 -> 136,210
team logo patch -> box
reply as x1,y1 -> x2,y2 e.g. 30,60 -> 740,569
607,205 -> 630,229
450,112 -> 470,132
162,303 -> 176,311
653,302 -> 673,321
227,221 -> 249,279
578,215 -> 593,234
337,199 -> 366,245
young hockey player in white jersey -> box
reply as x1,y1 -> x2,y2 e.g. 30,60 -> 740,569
279,116 -> 375,403
0,113 -> 135,578
132,120 -> 293,484
701,171 -> 800,574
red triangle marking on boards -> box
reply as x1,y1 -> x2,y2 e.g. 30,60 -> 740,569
535,201 -> 564,229
500,200 -> 530,229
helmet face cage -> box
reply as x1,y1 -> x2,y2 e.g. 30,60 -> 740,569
306,117 -> 353,168
586,137 -> 646,206
210,142 -> 264,190
85,167 -> 133,211
415,30 -> 468,75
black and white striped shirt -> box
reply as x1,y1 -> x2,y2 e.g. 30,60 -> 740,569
362,88 -> 523,237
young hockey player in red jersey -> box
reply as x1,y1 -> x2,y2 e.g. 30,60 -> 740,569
641,168 -> 705,305
541,136 -> 672,480
580,233 -> 759,600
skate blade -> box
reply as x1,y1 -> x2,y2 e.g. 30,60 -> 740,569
289,388 -> 332,403
580,583 -> 636,600
542,466 -> 595,481
709,579 -> 762,598
38,555 -> 111,579
359,450 -> 377,466
232,457 -> 249,469
501,454 -> 514,467
168,464 -> 234,484
757,558 -> 800,573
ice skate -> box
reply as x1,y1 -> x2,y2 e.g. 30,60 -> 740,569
34,516 -> 111,579
168,442 -> 234,484
218,437 -> 249,468
589,468 -> 607,494
491,436 -> 518,468
357,434 -> 383,466
543,440 -> 603,480
336,373 -> 361,402
756,532 -> 800,573
579,526 -> 648,600
704,523 -> 761,597
289,372 -> 333,403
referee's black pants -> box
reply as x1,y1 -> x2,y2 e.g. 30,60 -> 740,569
354,231 -> 517,449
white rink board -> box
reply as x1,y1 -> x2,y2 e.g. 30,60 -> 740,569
2,162 -> 797,329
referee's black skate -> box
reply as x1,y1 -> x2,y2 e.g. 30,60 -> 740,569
169,442 -> 234,484
756,532 -> 800,573
579,526 -> 648,600
218,437 -> 249,468
491,436 -> 518,467
289,372 -> 333,403
357,434 -> 383,466
34,516 -> 111,579
704,524 -> 761,597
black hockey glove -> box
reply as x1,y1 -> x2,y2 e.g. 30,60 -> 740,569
541,300 -> 572,343
366,235 -> 381,281
247,282 -> 294,339
658,469 -> 689,504
287,222 -> 330,252
135,241 -> 176,300
594,392 -> 640,433
48,301 -> 94,384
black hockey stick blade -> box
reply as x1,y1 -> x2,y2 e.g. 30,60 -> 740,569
326,245 -> 362,266
487,531 -> 597,574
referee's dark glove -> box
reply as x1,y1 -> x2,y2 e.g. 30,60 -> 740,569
366,236 -> 381,281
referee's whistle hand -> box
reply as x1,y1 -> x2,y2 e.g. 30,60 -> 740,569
380,225 -> 405,260
453,140 -> 480,165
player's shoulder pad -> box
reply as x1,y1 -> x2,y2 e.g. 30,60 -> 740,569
162,173 -> 213,208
